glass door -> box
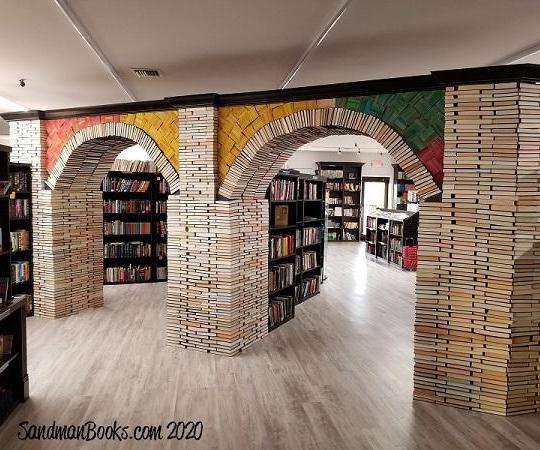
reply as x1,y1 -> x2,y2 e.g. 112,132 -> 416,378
361,177 -> 389,236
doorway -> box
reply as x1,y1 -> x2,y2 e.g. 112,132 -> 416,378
361,177 -> 389,237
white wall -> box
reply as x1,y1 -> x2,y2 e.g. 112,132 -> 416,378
284,150 -> 396,207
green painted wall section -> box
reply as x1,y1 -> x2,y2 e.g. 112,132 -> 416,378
336,90 -> 444,152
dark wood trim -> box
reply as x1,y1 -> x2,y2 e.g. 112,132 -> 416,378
2,64 -> 540,122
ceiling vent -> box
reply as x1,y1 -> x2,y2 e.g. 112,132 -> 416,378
131,68 -> 161,78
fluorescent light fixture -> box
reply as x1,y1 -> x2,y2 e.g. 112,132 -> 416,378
0,95 -> 28,112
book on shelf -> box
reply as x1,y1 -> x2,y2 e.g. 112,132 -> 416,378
270,178 -> 296,200
104,221 -> 151,235
304,182 -> 319,200
110,158 -> 156,173
102,178 -> 150,193
300,276 -> 320,298
303,227 -> 320,246
105,265 -> 151,283
302,251 -> 318,271
156,201 -> 167,214
158,178 -> 170,194
156,243 -> 167,259
103,199 -> 151,214
343,208 -> 358,217
269,295 -> 294,328
156,266 -> 167,280
269,263 -> 295,292
104,242 -> 152,258
273,205 -> 289,227
10,261 -> 30,284
0,278 -> 9,306
9,171 -> 29,192
269,234 -> 295,259
9,199 -> 29,219
318,169 -> 343,178
10,229 -> 30,252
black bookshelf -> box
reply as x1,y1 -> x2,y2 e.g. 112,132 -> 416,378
392,164 -> 419,211
366,208 -> 419,270
267,170 -> 326,332
0,146 -> 29,426
316,162 -> 363,241
102,170 -> 169,285
8,163 -> 33,316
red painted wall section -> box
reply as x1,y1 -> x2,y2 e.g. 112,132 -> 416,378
45,115 -> 122,173
417,137 -> 444,186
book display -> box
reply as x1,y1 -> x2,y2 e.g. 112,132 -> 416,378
0,146 -> 29,427
102,168 -> 169,285
8,163 -> 33,316
365,208 -> 419,270
393,164 -> 419,211
267,170 -> 326,331
316,162 -> 363,241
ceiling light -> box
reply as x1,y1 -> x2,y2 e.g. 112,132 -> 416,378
337,147 -> 342,154
0,95 -> 28,112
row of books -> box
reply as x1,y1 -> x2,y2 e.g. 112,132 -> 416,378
301,251 -> 318,271
156,243 -> 167,258
343,182 -> 360,191
329,207 -> 358,217
103,178 -> 150,193
328,220 -> 341,228
11,261 -> 30,284
318,169 -> 343,178
110,159 -> 156,173
367,217 -> 377,229
344,196 -> 356,205
299,276 -> 320,298
9,171 -> 29,192
156,200 -> 167,214
156,266 -> 167,280
104,242 -> 152,259
10,229 -> 30,252
327,182 -> 342,190
104,265 -> 151,283
269,263 -> 294,292
390,252 -> 403,266
328,231 -> 340,241
390,238 -> 402,252
269,234 -> 295,259
390,222 -> 402,235
328,198 -> 341,205
104,221 -> 151,235
343,222 -> 358,229
270,178 -> 295,201
343,231 -> 358,241
158,178 -> 170,194
157,221 -> 167,236
9,199 -> 29,219
303,183 -> 319,200
103,199 -> 151,214
269,296 -> 294,328
343,208 -> 359,217
303,227 -> 320,246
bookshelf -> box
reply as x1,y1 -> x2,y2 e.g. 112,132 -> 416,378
0,146 -> 29,426
102,166 -> 169,285
8,163 -> 33,316
393,164 -> 419,211
267,170 -> 326,331
316,162 -> 363,241
366,208 -> 419,270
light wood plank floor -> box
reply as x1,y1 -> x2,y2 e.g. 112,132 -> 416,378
1,243 -> 539,449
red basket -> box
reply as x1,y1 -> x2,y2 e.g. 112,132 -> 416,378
403,239 -> 418,271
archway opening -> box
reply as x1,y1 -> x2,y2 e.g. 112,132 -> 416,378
34,125 -> 178,319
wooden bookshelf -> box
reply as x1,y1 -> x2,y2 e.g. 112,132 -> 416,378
316,162 -> 363,241
267,170 -> 326,331
8,163 -> 33,316
102,170 -> 169,285
366,208 -> 418,270
392,164 -> 419,212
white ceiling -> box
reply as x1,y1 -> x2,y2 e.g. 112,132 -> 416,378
0,0 -> 539,119
299,135 -> 386,153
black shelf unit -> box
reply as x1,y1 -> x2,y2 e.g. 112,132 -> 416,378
366,208 -> 419,270
267,170 -> 326,331
0,146 -> 29,427
8,163 -> 33,316
392,164 -> 418,211
316,162 -> 363,241
102,170 -> 169,285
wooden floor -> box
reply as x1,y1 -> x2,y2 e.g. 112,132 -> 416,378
1,243 -> 539,449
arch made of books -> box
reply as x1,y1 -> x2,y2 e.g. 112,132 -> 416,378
218,107 -> 441,200
46,122 -> 180,192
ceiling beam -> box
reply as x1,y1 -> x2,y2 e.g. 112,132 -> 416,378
279,0 -> 352,89
52,0 -> 136,102
492,40 -> 540,65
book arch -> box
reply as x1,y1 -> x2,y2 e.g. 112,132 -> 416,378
33,122 -> 178,319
